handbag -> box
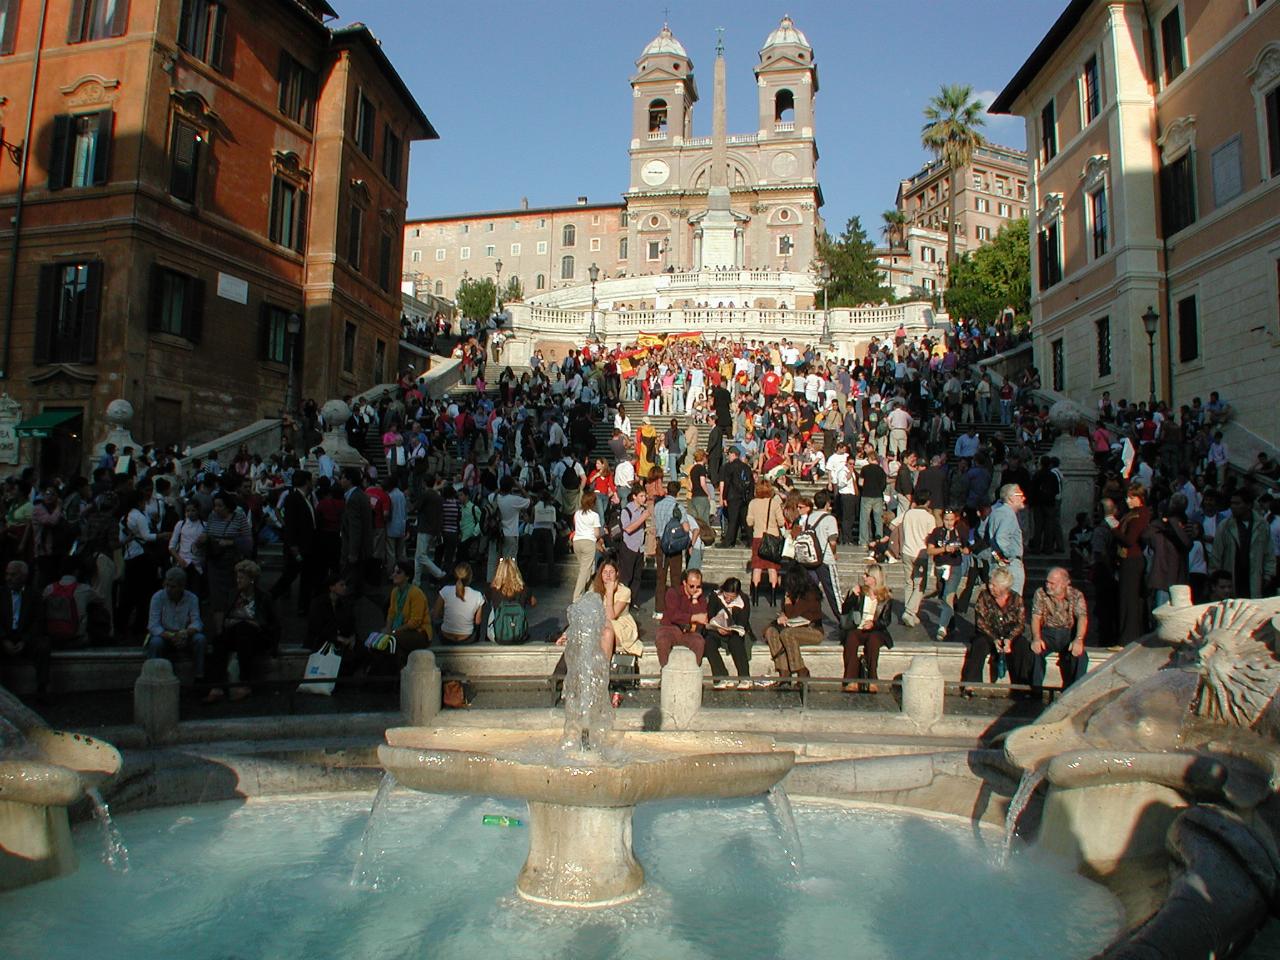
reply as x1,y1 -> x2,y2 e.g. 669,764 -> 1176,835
758,532 -> 786,564
298,643 -> 342,696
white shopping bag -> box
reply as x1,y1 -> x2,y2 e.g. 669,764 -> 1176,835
297,643 -> 341,696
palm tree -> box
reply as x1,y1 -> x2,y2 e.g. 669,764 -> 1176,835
881,209 -> 908,250
921,84 -> 987,275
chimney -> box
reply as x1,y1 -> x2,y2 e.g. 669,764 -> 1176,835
577,196 -> 588,205
520,197 -> 529,210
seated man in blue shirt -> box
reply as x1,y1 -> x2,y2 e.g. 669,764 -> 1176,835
147,567 -> 207,679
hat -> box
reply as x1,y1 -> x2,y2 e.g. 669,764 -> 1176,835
642,417 -> 652,426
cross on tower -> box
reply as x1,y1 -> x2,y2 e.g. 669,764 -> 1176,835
716,26 -> 724,54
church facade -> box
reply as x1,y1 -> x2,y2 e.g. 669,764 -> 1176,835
401,17 -> 824,300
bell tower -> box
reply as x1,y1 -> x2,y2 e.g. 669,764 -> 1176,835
630,24 -> 697,161
754,15 -> 817,142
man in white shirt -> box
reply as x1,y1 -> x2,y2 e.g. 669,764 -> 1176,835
494,477 -> 531,561
613,454 -> 637,505
547,418 -> 568,450
886,404 -> 913,457
824,442 -> 858,545
895,491 -> 938,628
802,491 -> 844,622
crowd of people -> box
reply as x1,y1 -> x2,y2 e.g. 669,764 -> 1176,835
0,313 -> 1275,707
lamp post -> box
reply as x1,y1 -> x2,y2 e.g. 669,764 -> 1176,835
494,258 -> 503,312
284,312 -> 301,415
1141,305 -> 1159,407
588,262 -> 600,343
819,262 -> 832,344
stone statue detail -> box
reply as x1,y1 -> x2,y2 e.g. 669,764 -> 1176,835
1190,600 -> 1280,728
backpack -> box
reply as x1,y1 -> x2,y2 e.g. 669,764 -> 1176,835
792,513 -> 827,568
490,597 -> 529,644
558,459 -> 581,490
480,495 -> 504,540
729,462 -> 754,501
44,581 -> 80,643
659,504 -> 691,555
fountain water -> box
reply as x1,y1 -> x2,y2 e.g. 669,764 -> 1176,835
1000,765 -> 1045,865
378,591 -> 796,907
350,773 -> 398,889
764,785 -> 804,875
85,788 -> 129,873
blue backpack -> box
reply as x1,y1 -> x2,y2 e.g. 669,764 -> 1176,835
659,504 -> 691,555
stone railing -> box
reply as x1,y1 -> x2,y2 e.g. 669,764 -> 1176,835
178,419 -> 283,478
532,269 -> 816,310
354,356 -> 464,404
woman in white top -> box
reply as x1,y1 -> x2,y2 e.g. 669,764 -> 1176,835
168,501 -> 208,585
614,405 -> 633,440
432,562 -> 486,643
571,489 -> 604,601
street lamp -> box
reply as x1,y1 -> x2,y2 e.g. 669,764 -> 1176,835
494,258 -> 503,312
818,262 -> 832,344
284,312 -> 302,415
1141,305 -> 1160,407
588,261 -> 600,342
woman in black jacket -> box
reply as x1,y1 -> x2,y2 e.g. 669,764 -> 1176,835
1142,494 -> 1192,610
705,577 -> 756,689
841,564 -> 894,693
203,559 -> 280,703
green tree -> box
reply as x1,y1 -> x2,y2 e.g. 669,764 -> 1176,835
816,216 -> 894,307
921,83 -> 987,271
456,277 -> 497,321
500,275 -> 524,303
943,218 -> 1030,326
880,209 -> 908,249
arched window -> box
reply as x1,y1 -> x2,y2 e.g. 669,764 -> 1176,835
434,280 -> 443,295
648,99 -> 668,134
535,273 -> 545,290
560,256 -> 574,280
774,89 -> 795,124
562,223 -> 576,247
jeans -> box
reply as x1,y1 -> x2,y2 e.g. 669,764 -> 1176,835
414,532 -> 445,585
147,631 -> 208,678
672,385 -> 685,412
935,558 -> 966,635
858,497 -> 885,546
1013,624 -> 1088,695
1000,399 -> 1013,425
902,552 -> 928,621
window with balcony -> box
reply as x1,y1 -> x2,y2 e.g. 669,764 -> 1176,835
1039,99 -> 1057,165
1051,338 -> 1065,391
178,0 -> 225,70
1095,316 -> 1112,377
168,118 -> 201,203
0,0 -> 18,55
1177,295 -> 1199,362
1089,187 -> 1108,258
67,0 -> 128,43
1160,7 -> 1185,86
560,255 -> 574,280
382,125 -> 402,188
562,224 -> 576,247
48,111 -> 111,189
1038,221 -> 1062,289
35,261 -> 102,364
1160,150 -> 1196,235
269,176 -> 307,253
277,53 -> 316,129
355,92 -> 376,158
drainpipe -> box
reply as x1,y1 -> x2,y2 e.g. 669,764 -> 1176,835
1140,0 -> 1176,407
1,0 -> 50,382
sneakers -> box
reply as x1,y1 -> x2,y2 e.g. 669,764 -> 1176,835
935,627 -> 948,642
736,680 -> 754,690
712,679 -> 735,690
652,611 -> 663,620
901,613 -> 920,628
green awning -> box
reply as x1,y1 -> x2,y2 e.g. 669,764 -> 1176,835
15,410 -> 80,439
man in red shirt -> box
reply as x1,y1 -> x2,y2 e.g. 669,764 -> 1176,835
366,477 -> 391,576
761,365 -> 781,407
654,569 -> 709,667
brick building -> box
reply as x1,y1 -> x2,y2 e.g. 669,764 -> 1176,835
992,0 -> 1280,452
0,0 -> 435,474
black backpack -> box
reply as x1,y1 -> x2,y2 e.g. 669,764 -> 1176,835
480,494 -> 503,540
559,459 -> 581,490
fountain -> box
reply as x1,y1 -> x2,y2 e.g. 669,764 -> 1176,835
378,591 -> 796,906
0,687 -> 122,892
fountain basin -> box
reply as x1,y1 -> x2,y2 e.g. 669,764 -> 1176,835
379,727 -> 795,906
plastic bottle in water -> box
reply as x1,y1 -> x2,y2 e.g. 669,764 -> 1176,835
482,814 -> 524,827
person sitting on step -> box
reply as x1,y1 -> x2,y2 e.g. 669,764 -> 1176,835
761,568 -> 824,687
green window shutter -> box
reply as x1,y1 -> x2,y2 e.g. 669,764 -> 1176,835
91,110 -> 112,185
48,114 -> 71,189
33,264 -> 58,364
78,261 -> 103,363
185,276 -> 204,343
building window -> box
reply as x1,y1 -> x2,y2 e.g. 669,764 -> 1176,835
1160,151 -> 1196,235
0,0 -> 18,55
1177,295 -> 1199,362
178,0 -> 225,70
971,173 -> 984,190
618,237 -> 628,260
259,304 -> 290,363
461,224 -> 469,234
620,211 -> 629,227
382,126 -> 402,188
1051,338 -> 1065,391
1038,221 -> 1062,289
355,92 -> 376,157
922,277 -> 935,292
434,248 -> 445,262
998,202 -> 1011,218
410,250 -> 421,263
562,224 -> 576,247
646,241 -> 660,261
535,273 -> 545,290
589,237 -> 601,251
277,52 -> 317,129
1160,7 -> 1185,86
1017,182 -> 1028,199
434,280 -> 443,295
168,118 -> 200,203
560,255 -> 574,280
995,178 -> 1008,196
1089,187 -> 1108,258
1082,55 -> 1101,124
67,0 -> 128,43
1039,99 -> 1057,165
777,234 -> 794,256
591,214 -> 600,226
648,99 -> 668,135
921,246 -> 936,263
1262,86 -> 1279,178
459,247 -> 470,260
975,197 -> 989,213
373,339 -> 386,384
537,218 -> 546,228
378,230 -> 394,292
342,322 -> 356,374
1095,316 -> 1112,377
269,177 -> 307,253
486,222 -> 494,232
35,261 -> 102,364
48,111 -> 111,189
975,225 -> 991,241
484,244 -> 495,257
510,243 -> 521,256
346,200 -> 363,271
148,267 -> 203,342
536,241 -> 548,255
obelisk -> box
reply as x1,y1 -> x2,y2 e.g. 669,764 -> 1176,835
698,29 -> 738,269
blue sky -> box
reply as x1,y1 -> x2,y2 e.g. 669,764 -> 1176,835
349,0 -> 1065,234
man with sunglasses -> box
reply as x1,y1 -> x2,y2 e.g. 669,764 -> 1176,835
654,569 -> 709,668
